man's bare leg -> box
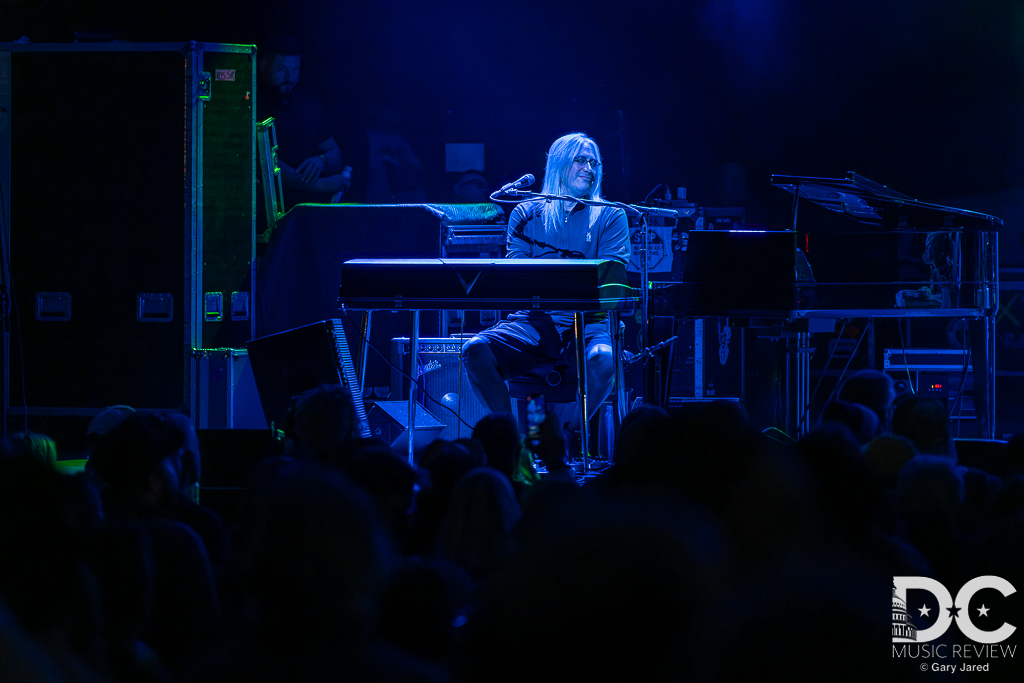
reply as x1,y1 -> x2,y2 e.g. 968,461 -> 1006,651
584,343 -> 616,417
565,342 -> 615,429
462,337 -> 514,415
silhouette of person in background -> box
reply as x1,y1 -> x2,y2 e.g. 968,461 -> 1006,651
257,34 -> 351,208
360,96 -> 428,204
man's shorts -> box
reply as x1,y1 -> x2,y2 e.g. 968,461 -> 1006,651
467,311 -> 612,381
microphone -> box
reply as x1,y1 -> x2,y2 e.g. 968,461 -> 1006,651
498,173 -> 535,194
638,206 -> 680,218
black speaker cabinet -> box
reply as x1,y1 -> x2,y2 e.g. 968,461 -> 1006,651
390,337 -> 489,440
0,42 -> 255,442
246,319 -> 368,435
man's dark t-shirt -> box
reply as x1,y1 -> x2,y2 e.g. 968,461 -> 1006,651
257,87 -> 331,206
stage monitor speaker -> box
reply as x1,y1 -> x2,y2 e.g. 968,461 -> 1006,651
391,337 -> 491,440
367,401 -> 445,452
246,319 -> 369,436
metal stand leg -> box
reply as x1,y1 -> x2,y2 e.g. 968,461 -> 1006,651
785,339 -> 791,434
359,311 -> 372,398
796,331 -> 810,438
638,214 -> 652,405
611,311 -> 626,466
575,311 -> 590,475
986,314 -> 996,440
613,312 -> 627,424
982,230 -> 998,440
407,310 -> 419,466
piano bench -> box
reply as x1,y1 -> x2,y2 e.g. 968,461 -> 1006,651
507,360 -> 619,461
507,361 -> 578,403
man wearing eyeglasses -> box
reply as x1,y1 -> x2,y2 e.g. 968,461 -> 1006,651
462,133 -> 631,433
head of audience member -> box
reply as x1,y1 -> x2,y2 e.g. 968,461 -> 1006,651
990,471 -> 1024,513
292,383 -> 359,464
466,498 -> 710,683
725,439 -> 821,567
891,396 -> 954,460
700,557 -> 898,682
976,477 -> 1024,636
239,466 -> 390,651
86,412 -> 185,512
86,521 -> 154,657
419,439 -> 483,501
820,400 -> 881,447
894,456 -> 965,586
258,34 -> 301,96
86,404 -> 136,451
610,404 -> 671,483
668,401 -> 761,509
837,370 -> 897,430
799,424 -> 886,545
863,434 -> 918,485
471,413 -> 520,484
406,439 -> 482,557
378,558 -> 473,666
343,442 -> 418,544
6,432 -> 57,467
453,437 -> 486,463
896,455 -> 963,542
0,456 -> 105,669
161,412 -> 201,497
435,468 -> 521,580
638,402 -> 813,567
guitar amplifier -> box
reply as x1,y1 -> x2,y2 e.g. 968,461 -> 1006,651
390,337 -> 490,441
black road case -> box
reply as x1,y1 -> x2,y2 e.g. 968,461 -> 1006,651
0,41 -> 255,448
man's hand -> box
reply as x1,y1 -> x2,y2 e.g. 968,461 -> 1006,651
296,155 -> 327,185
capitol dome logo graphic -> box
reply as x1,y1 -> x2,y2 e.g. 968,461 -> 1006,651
893,576 -> 1017,644
892,582 -> 917,641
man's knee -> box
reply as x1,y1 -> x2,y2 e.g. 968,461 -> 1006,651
586,343 -> 614,380
463,337 -> 495,373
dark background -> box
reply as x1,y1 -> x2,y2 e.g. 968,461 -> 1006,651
5,0 -> 1024,235
4,0 -> 1024,435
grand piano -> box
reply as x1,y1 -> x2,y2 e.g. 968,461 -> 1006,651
654,172 -> 1001,438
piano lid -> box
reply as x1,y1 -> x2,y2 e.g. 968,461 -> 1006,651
771,172 -> 1003,231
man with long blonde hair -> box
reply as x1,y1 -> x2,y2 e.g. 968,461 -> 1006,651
462,133 -> 630,426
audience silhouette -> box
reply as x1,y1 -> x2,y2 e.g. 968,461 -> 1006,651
2,381 -> 1023,681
